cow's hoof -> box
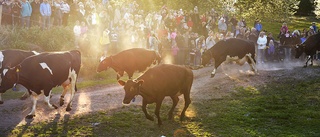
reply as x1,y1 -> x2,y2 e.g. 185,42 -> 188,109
25,114 -> 35,119
52,104 -> 58,109
66,107 -> 72,112
0,101 -> 3,104
59,99 -> 64,106
210,74 -> 215,78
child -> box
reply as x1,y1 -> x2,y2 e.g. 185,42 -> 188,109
100,28 -> 110,56
73,20 -> 81,48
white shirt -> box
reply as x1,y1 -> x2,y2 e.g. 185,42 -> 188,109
257,35 -> 267,49
73,25 -> 81,36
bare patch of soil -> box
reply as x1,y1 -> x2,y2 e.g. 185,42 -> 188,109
1,60 -> 320,133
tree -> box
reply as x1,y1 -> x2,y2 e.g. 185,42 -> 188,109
315,0 -> 320,18
296,0 -> 315,16
235,0 -> 299,22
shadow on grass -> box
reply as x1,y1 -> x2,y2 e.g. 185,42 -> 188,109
5,104 -> 198,136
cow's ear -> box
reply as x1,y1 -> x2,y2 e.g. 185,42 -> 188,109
137,80 -> 144,86
118,80 -> 126,86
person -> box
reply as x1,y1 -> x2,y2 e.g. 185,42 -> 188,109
205,30 -> 216,49
149,33 -> 159,52
171,42 -> 179,64
267,40 -> 275,61
229,15 -> 238,34
266,32 -> 275,61
100,28 -> 110,56
11,0 -> 21,26
1,0 -> 12,25
307,26 -> 316,38
53,0 -> 62,26
73,20 -> 81,48
254,20 -> 262,33
60,0 -> 69,26
20,0 -> 32,28
257,31 -> 267,64
311,22 -> 317,32
31,0 -> 41,27
40,0 -> 51,30
218,17 -> 227,36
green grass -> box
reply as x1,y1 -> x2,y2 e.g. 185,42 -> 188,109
4,74 -> 320,136
247,16 -> 320,40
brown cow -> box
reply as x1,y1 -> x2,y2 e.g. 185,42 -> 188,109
118,64 -> 193,125
97,48 -> 161,79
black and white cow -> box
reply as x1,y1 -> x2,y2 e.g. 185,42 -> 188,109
0,50 -> 81,119
201,38 -> 257,77
295,33 -> 320,67
0,49 -> 39,104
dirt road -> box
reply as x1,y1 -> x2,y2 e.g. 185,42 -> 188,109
0,61 -> 317,133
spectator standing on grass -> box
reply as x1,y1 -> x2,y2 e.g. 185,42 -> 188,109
100,28 -> 110,56
254,20 -> 262,33
20,0 -> 32,28
73,20 -> 81,48
40,0 -> 51,30
1,0 -> 13,25
257,31 -> 267,64
11,0 -> 21,26
311,22 -> 317,32
53,0 -> 62,26
31,0 -> 41,27
60,0 -> 70,26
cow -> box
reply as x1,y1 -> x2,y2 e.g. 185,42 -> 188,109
201,38 -> 257,78
295,33 -> 320,67
118,64 -> 193,126
0,49 -> 39,104
0,50 -> 81,119
97,48 -> 161,80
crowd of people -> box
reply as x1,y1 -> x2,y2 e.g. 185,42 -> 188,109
0,0 -> 319,66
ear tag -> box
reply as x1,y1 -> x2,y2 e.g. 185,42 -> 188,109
16,68 -> 20,72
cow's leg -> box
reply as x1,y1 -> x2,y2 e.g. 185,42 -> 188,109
44,89 -> 58,109
127,71 -> 134,79
142,99 -> 154,121
26,94 -> 38,119
168,96 -> 179,120
155,99 -> 164,126
305,56 -> 311,67
246,53 -> 258,73
117,71 -> 124,80
0,93 -> 3,104
181,93 -> 191,121
66,71 -> 77,111
60,82 -> 70,106
20,92 -> 29,100
211,68 -> 217,78
211,59 -> 224,78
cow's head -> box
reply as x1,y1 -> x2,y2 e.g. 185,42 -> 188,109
97,56 -> 112,72
118,79 -> 144,104
0,66 -> 19,93
295,44 -> 305,58
201,50 -> 213,66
